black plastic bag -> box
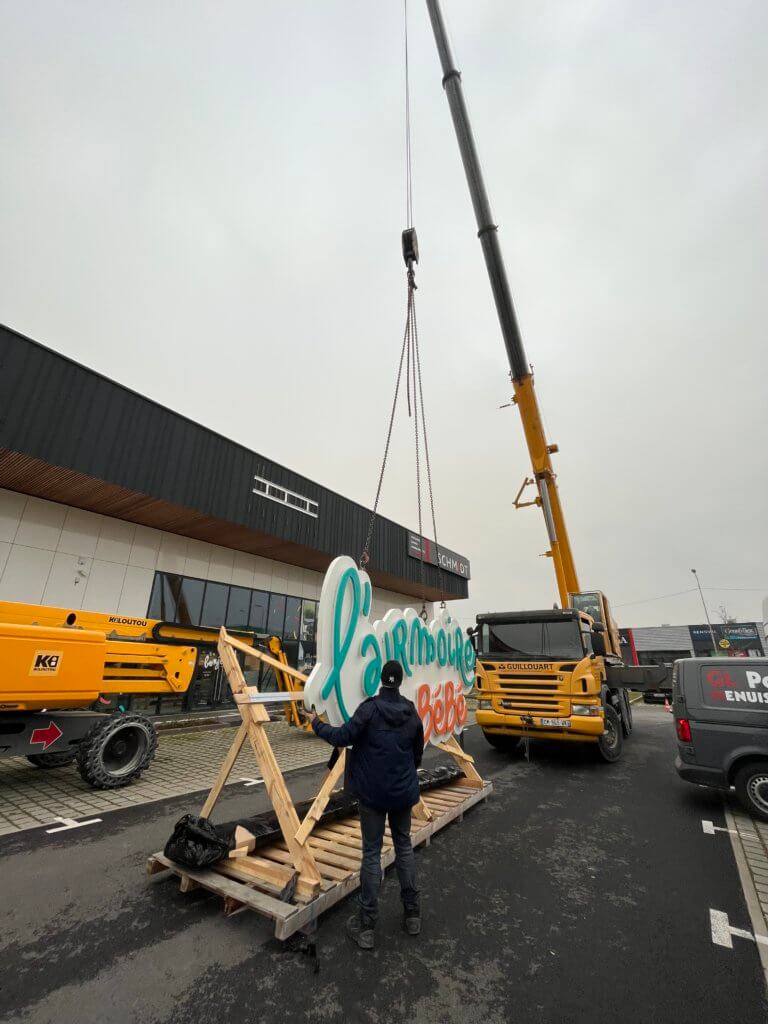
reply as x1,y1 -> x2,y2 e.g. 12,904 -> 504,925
164,814 -> 233,868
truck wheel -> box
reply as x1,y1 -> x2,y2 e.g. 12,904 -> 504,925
76,713 -> 157,789
734,762 -> 768,822
596,705 -> 623,763
27,750 -> 76,769
482,731 -> 521,754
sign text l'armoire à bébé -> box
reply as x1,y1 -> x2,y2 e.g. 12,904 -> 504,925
304,556 -> 475,744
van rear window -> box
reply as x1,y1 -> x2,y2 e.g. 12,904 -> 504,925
699,665 -> 768,709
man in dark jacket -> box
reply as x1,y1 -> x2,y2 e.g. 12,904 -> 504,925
312,660 -> 424,949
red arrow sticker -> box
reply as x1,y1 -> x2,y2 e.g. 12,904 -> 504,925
30,722 -> 63,750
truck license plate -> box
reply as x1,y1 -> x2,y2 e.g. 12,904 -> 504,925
540,718 -> 570,728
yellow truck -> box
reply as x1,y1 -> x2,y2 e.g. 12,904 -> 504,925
0,600 -> 298,787
473,595 -> 661,762
427,0 -> 664,760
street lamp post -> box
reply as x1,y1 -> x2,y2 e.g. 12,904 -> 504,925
691,569 -> 718,654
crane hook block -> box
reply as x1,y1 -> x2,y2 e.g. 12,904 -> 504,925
402,227 -> 419,267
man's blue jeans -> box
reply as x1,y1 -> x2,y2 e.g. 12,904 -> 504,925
358,801 -> 419,927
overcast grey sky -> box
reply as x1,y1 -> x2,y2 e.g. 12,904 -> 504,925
1,0 -> 766,629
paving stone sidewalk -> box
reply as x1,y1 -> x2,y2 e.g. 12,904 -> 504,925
730,808 -> 768,922
0,722 -> 329,836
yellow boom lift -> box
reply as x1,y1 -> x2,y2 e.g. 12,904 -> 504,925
0,599 -> 303,787
427,1 -> 664,760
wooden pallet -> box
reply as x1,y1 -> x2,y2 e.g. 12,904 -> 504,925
147,627 -> 492,940
148,778 -> 491,940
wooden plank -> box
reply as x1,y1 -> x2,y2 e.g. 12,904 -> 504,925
262,844 -> 351,882
150,852 -> 294,922
436,736 -> 485,788
147,856 -> 169,877
213,861 -> 305,902
199,721 -> 248,819
217,631 -> 322,894
313,827 -> 363,850
435,736 -> 477,763
306,835 -> 361,864
425,786 -> 467,803
276,872 -> 363,941
423,789 -> 462,804
412,797 -> 434,822
423,794 -> 460,811
222,629 -> 309,683
228,825 -> 257,858
295,749 -> 346,846
275,839 -> 358,874
218,855 -> 293,887
329,819 -> 393,842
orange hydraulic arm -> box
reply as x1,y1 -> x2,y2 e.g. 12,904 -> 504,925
0,600 -> 257,712
511,377 -> 580,607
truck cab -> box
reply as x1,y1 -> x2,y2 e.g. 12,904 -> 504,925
474,607 -> 617,753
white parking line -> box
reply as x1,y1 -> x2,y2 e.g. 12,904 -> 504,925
45,816 -> 102,834
702,820 -> 738,836
710,908 -> 768,949
239,778 -> 264,787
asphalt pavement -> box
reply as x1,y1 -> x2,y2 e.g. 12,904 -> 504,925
1,705 -> 765,1024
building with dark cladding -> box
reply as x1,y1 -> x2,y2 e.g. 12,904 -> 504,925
0,323 -> 470,716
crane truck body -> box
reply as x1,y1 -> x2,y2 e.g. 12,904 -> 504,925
426,0 -> 663,760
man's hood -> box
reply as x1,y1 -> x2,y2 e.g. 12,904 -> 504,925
374,689 -> 415,726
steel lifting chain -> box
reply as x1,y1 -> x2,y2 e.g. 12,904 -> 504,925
358,0 -> 446,615
359,281 -> 411,571
359,244 -> 446,616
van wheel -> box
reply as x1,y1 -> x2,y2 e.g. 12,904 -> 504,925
596,705 -> 623,763
76,713 -> 157,789
482,731 -> 521,754
27,750 -> 76,769
734,763 -> 768,822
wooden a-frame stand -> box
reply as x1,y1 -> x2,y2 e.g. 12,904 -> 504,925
147,626 -> 491,938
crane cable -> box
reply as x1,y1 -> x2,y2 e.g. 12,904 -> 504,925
359,0 -> 446,616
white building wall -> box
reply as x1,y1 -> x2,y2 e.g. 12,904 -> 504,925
0,488 -> 419,616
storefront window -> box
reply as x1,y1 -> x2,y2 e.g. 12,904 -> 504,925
148,574 -> 177,621
200,582 -> 229,628
175,577 -> 205,625
300,600 -> 317,641
284,597 -> 302,640
249,590 -> 269,631
268,593 -> 286,635
148,574 -> 204,625
145,569 -> 319,715
227,587 -> 251,630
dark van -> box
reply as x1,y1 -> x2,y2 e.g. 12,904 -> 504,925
673,657 -> 768,820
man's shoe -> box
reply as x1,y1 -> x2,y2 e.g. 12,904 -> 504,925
404,912 -> 421,936
346,914 -> 374,950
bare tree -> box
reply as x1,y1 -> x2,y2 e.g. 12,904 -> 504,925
716,604 -> 737,624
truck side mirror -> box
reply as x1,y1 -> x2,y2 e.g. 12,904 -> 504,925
592,632 -> 606,656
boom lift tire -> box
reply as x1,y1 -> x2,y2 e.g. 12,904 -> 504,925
482,731 -> 521,754
26,750 -> 76,769
596,705 -> 623,763
76,712 -> 157,789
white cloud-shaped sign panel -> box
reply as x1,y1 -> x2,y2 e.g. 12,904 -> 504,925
304,556 -> 476,745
